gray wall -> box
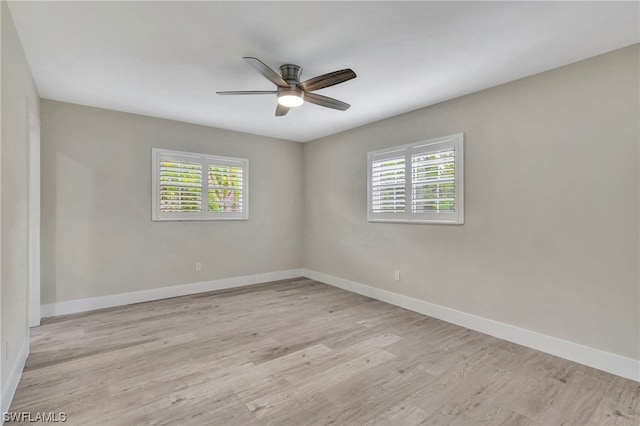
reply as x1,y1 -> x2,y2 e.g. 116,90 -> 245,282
40,100 -> 303,304
1,0 -> 40,392
303,45 -> 639,360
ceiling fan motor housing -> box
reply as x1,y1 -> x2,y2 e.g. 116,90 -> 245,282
279,64 -> 302,85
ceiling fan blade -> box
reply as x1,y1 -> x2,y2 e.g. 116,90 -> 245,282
243,57 -> 289,88
304,93 -> 350,111
298,69 -> 356,92
275,104 -> 290,117
216,91 -> 277,95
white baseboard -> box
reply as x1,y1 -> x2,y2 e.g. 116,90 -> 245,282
37,267 -> 639,382
1,338 -> 29,419
41,269 -> 305,318
302,269 -> 640,382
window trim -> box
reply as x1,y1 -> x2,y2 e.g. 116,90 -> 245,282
152,148 -> 249,221
367,133 -> 464,225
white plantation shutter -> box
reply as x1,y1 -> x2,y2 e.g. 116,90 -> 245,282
207,159 -> 246,218
152,148 -> 248,221
159,160 -> 203,214
411,148 -> 456,213
371,156 -> 406,214
368,134 -> 463,224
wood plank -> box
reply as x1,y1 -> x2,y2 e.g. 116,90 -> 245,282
9,278 -> 639,425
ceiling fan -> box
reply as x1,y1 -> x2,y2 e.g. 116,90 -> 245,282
217,57 -> 357,116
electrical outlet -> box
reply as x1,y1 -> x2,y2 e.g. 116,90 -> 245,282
195,262 -> 202,272
394,271 -> 400,281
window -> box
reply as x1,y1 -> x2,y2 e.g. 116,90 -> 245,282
152,148 -> 248,221
368,133 -> 464,224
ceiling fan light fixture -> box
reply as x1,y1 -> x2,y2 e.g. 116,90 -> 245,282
277,90 -> 304,107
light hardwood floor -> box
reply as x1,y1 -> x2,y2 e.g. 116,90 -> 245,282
10,278 -> 639,425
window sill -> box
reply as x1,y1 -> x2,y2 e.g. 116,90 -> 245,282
152,217 -> 249,222
368,218 -> 463,225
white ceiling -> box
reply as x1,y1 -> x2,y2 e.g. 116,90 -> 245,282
8,1 -> 639,142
